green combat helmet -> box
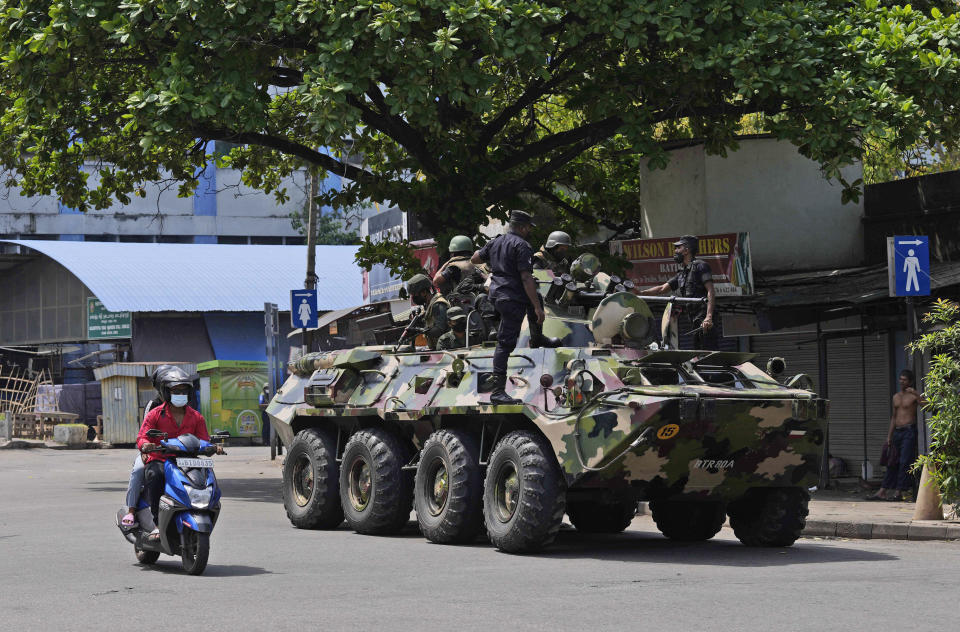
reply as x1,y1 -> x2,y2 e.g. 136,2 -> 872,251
569,252 -> 600,282
446,306 -> 467,323
448,235 -> 474,255
406,273 -> 432,295
545,231 -> 572,249
269,247 -> 827,556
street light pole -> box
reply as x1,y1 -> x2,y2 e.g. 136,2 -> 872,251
303,169 -> 319,355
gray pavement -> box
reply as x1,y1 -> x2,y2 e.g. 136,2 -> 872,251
2,446 -> 959,631
4,438 -> 958,542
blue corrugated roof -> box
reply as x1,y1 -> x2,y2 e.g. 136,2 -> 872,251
1,240 -> 363,312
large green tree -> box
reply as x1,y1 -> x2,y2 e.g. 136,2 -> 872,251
2,1 -> 960,271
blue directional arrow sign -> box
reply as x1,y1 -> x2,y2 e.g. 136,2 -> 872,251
888,236 -> 930,297
290,289 -> 319,329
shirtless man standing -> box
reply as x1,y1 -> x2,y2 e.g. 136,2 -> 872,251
868,369 -> 925,501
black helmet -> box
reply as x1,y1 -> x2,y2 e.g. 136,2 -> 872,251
158,365 -> 195,402
673,235 -> 698,254
150,364 -> 178,395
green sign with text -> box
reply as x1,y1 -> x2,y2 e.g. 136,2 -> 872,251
86,297 -> 131,339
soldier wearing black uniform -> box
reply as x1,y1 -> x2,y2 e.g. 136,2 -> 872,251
640,234 -> 717,350
472,210 -> 559,405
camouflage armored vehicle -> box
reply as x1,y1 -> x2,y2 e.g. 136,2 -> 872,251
267,265 -> 827,554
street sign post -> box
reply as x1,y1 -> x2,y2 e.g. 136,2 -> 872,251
886,235 -> 931,457
290,289 -> 318,329
887,235 -> 930,297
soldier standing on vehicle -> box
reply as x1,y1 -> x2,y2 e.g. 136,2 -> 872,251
433,235 -> 487,295
533,230 -> 573,274
472,210 -> 559,405
437,307 -> 469,350
640,234 -> 717,350
406,273 -> 449,350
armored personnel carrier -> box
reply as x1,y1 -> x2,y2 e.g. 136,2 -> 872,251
267,261 -> 827,553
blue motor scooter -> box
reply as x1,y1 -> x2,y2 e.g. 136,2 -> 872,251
116,429 -> 224,575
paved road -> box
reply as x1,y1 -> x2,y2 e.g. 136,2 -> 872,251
1,448 -> 956,631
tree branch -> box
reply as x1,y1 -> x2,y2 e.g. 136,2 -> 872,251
493,116 -> 623,173
193,126 -> 377,185
345,87 -> 445,177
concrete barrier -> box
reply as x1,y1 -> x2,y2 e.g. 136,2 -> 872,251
53,424 -> 88,446
0,413 -> 10,440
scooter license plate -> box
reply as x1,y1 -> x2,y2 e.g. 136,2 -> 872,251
178,458 -> 214,468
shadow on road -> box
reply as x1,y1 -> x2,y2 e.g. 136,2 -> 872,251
138,562 -> 273,577
531,528 -> 899,566
217,478 -> 282,503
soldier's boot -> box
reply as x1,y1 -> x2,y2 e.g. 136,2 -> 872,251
489,374 -> 521,406
529,320 -> 562,348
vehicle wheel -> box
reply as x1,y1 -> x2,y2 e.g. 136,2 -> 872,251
283,427 -> 344,529
181,531 -> 210,575
566,499 -> 636,534
415,429 -> 483,543
135,547 -> 160,565
483,430 -> 565,553
340,428 -> 414,535
649,499 -> 726,541
728,488 -> 809,547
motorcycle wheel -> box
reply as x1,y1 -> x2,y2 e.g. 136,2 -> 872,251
181,530 -> 210,575
135,547 -> 160,565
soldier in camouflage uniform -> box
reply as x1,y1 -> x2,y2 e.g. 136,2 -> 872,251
406,273 -> 449,350
436,306 -> 468,350
433,235 -> 487,296
533,230 -> 572,275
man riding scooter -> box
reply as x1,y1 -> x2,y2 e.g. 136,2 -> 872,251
137,366 -> 222,542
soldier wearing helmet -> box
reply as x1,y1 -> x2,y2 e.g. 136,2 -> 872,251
533,230 -> 573,275
433,235 -> 488,295
639,234 -> 717,350
406,273 -> 449,350
437,306 -> 468,350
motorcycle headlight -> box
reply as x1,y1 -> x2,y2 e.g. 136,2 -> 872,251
186,486 -> 213,509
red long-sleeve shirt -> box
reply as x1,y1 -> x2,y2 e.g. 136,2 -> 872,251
136,403 -> 210,463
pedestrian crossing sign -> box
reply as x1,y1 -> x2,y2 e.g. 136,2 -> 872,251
887,236 -> 930,297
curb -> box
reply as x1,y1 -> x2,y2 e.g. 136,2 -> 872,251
802,519 -> 960,542
0,439 -> 106,450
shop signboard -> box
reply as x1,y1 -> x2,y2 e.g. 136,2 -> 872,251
196,360 -> 268,437
86,297 -> 132,339
610,232 -> 755,296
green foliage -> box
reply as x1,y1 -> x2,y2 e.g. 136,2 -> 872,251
910,299 -> 960,513
6,1 -> 960,270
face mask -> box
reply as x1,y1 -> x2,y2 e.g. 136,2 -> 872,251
453,323 -> 466,333
170,394 -> 189,407
412,294 -> 427,305
673,252 -> 684,264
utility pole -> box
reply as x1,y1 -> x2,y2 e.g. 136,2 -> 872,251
304,169 -> 319,355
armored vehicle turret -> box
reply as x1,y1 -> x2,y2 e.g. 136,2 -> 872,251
268,265 -> 826,553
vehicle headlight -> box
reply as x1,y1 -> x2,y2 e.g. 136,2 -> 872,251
187,486 -> 213,509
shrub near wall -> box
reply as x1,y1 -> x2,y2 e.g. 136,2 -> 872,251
911,299 -> 960,514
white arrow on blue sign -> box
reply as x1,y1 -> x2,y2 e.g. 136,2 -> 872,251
887,235 -> 930,297
291,289 -> 319,328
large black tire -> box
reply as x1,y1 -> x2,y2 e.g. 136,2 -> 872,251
649,499 -> 726,541
728,488 -> 809,547
340,428 -> 414,535
483,430 -> 566,553
135,547 -> 160,565
283,428 -> 344,529
566,499 -> 637,534
415,429 -> 484,544
180,531 -> 210,575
